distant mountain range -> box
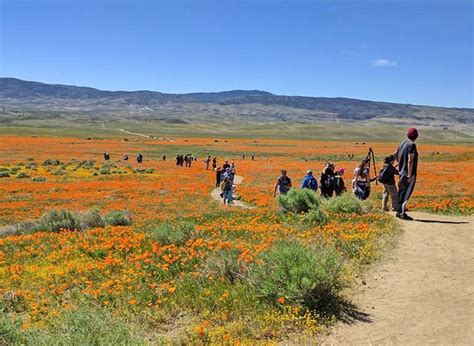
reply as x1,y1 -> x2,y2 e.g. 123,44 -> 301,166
0,77 -> 472,126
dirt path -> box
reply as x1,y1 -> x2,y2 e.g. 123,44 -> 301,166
323,211 -> 474,345
210,175 -> 255,209
117,128 -> 150,138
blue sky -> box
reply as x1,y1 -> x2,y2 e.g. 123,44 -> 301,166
1,0 -> 472,107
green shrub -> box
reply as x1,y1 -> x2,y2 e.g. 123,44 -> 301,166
133,168 -> 155,174
32,177 -> 47,182
278,188 -> 321,213
304,208 -> 329,226
16,172 -> 30,179
0,171 -> 9,178
43,159 -> 61,166
52,168 -> 66,176
78,209 -> 105,229
38,209 -> 82,232
203,248 -> 244,283
325,193 -> 363,214
9,167 -> 20,173
23,305 -> 142,345
248,240 -> 347,312
148,221 -> 195,246
103,211 -> 132,226
0,167 -> 10,173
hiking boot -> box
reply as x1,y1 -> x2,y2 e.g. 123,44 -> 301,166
399,213 -> 413,221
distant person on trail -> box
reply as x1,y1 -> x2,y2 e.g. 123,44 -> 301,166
136,153 -> 143,163
301,170 -> 318,192
205,155 -> 211,170
273,170 -> 292,196
215,166 -> 223,188
395,128 -> 419,221
221,174 -> 234,206
320,163 -> 336,198
176,155 -> 180,166
162,155 -> 166,161
352,159 -> 372,200
252,154 -> 255,161
379,155 -> 399,212
104,152 -> 110,161
222,160 -> 230,171
230,161 -> 236,181
123,154 -> 129,161
242,154 -> 245,160
334,168 -> 347,196
212,157 -> 217,170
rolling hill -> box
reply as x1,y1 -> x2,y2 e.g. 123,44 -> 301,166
0,77 -> 473,128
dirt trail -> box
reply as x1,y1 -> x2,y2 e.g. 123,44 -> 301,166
117,128 -> 150,138
323,211 -> 474,345
210,175 -> 255,209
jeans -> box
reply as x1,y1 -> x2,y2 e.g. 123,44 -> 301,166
223,189 -> 233,204
398,175 -> 416,214
382,184 -> 399,211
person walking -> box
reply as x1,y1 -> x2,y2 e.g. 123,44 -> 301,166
273,170 -> 292,196
379,155 -> 399,212
352,159 -> 371,200
205,155 -> 211,170
222,160 -> 230,171
136,153 -> 143,163
334,168 -> 347,196
212,157 -> 217,170
395,128 -> 419,220
301,170 -> 318,192
222,173 -> 234,206
215,166 -> 222,188
320,163 -> 336,198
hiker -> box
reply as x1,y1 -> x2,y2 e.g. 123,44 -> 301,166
251,154 -> 255,161
320,163 -> 336,198
215,166 -> 223,188
395,128 -> 419,220
242,154 -> 245,160
221,173 -> 234,206
273,170 -> 292,196
222,160 -> 230,171
162,155 -> 166,161
123,154 -> 129,161
379,155 -> 399,212
136,153 -> 143,163
179,155 -> 184,167
104,152 -> 110,161
301,170 -> 318,192
352,158 -> 373,200
212,157 -> 217,170
205,155 -> 211,170
230,161 -> 236,181
334,168 -> 347,196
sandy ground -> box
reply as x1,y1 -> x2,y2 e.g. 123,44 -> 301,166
323,211 -> 474,345
210,175 -> 255,209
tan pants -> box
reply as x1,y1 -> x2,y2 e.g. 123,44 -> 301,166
382,184 -> 399,211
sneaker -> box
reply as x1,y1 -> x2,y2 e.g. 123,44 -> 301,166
399,213 -> 413,221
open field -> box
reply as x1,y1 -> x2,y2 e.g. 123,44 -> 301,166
1,126 -> 473,343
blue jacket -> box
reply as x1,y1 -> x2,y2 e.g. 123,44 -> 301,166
301,174 -> 318,191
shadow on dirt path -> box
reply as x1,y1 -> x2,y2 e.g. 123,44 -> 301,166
323,211 -> 474,345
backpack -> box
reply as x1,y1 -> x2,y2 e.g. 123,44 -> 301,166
378,165 -> 391,184
309,177 -> 318,191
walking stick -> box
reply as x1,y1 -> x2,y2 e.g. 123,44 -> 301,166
369,148 -> 378,185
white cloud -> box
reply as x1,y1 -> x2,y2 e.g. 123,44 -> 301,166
373,58 -> 398,67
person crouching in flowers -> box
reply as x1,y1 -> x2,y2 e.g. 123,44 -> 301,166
352,159 -> 373,200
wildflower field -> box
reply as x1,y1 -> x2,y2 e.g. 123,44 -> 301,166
1,132 -> 473,344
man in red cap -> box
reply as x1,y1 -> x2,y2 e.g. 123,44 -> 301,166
395,128 -> 419,220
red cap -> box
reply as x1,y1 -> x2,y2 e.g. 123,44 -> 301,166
407,128 -> 418,140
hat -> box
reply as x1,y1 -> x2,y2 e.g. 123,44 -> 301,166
407,128 -> 418,140
307,170 -> 313,174
384,155 -> 395,164
338,168 -> 345,174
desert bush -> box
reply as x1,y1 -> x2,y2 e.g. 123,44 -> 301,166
0,171 -> 10,178
38,209 -> 82,232
203,248 -> 245,283
16,172 -> 30,179
25,161 -> 37,169
78,209 -> 106,229
304,208 -> 329,226
148,221 -> 195,246
103,211 -> 132,226
278,188 -> 321,213
43,159 -> 61,166
248,240 -> 347,312
52,168 -> 66,176
133,168 -> 155,174
9,167 -> 20,173
325,193 -> 363,214
32,177 -> 47,182
0,167 -> 10,172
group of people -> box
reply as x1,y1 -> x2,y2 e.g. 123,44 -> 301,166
214,160 -> 237,205
176,154 -> 197,167
273,164 -> 346,198
103,152 -> 143,163
273,128 -> 419,221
